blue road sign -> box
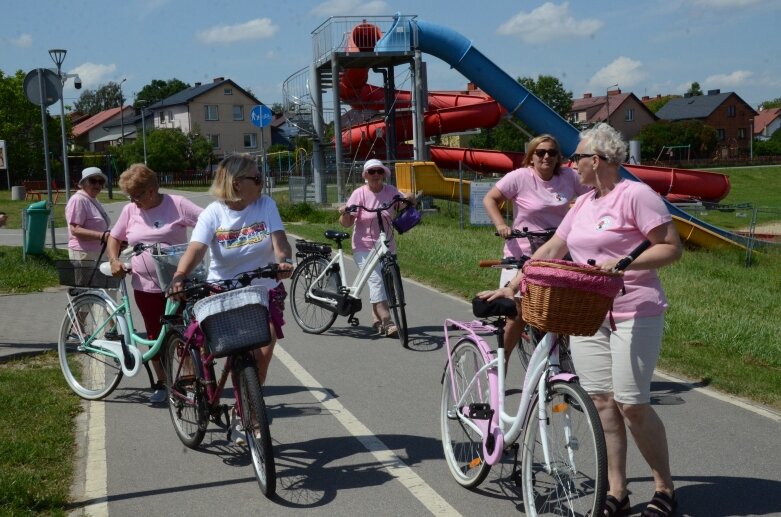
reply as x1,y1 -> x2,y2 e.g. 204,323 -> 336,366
250,104 -> 273,128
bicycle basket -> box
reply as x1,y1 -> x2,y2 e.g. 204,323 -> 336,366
193,286 -> 272,358
150,243 -> 208,290
392,205 -> 422,234
520,259 -> 624,336
55,260 -> 120,289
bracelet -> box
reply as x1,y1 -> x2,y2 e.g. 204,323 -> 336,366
282,258 -> 293,265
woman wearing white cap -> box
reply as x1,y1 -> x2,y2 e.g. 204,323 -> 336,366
65,167 -> 111,261
338,159 -> 406,337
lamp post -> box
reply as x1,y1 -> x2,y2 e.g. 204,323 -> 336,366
138,99 -> 148,164
118,78 -> 127,145
605,83 -> 619,126
49,48 -> 76,200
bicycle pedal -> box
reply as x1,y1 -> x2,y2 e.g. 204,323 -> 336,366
468,403 -> 493,420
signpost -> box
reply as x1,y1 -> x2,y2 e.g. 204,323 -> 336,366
250,104 -> 273,191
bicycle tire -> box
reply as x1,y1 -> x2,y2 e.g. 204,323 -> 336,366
237,356 -> 276,497
58,293 -> 123,400
440,337 -> 492,488
382,260 -> 408,347
521,381 -> 607,516
290,255 -> 338,334
163,331 -> 208,448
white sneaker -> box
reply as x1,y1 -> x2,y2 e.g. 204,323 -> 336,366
230,409 -> 246,445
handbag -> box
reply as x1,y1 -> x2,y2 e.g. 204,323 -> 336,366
392,204 -> 422,234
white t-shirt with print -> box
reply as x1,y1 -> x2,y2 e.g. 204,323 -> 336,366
191,196 -> 284,289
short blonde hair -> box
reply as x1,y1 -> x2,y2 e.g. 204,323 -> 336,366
119,163 -> 159,194
522,134 -> 562,175
209,154 -> 260,202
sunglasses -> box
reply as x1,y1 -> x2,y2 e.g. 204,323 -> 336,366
240,173 -> 263,185
87,177 -> 105,185
533,148 -> 559,158
569,153 -> 607,162
366,168 -> 385,175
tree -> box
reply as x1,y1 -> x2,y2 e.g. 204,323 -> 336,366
134,79 -> 190,107
637,120 -> 717,160
644,95 -> 680,114
685,82 -> 703,96
113,128 -> 214,173
74,82 -> 124,115
759,97 -> 781,110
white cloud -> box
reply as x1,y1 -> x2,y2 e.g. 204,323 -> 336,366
705,70 -> 753,89
310,0 -> 388,17
497,2 -> 603,44
587,56 -> 648,89
197,18 -> 279,44
70,63 -> 118,89
11,34 -> 33,47
691,0 -> 762,7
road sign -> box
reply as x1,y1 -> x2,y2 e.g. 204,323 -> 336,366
250,104 -> 273,128
24,68 -> 62,107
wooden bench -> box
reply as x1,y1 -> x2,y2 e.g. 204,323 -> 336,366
22,180 -> 62,204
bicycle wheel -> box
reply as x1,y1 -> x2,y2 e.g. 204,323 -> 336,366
163,331 -> 207,448
382,261 -> 408,347
290,256 -> 338,334
58,293 -> 123,400
237,356 -> 276,498
521,382 -> 607,516
440,337 -> 492,488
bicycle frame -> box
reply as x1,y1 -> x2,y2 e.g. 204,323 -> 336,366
443,319 -> 576,466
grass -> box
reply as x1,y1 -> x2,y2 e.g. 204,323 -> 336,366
0,246 -> 69,294
0,190 -> 117,230
0,352 -> 81,515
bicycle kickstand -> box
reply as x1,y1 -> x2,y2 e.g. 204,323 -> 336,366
508,442 -> 522,487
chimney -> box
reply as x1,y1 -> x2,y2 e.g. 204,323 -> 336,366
194,82 -> 201,87
583,93 -> 592,99
656,94 -> 662,99
213,77 -> 224,83
642,96 -> 650,101
608,89 -> 621,96
466,82 -> 476,91
707,89 -> 720,95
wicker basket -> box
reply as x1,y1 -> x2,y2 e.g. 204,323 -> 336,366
149,243 -> 208,290
521,259 -> 624,336
55,260 -> 120,289
193,286 -> 271,358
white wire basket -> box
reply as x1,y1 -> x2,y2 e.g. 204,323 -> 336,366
149,243 -> 208,290
193,286 -> 272,358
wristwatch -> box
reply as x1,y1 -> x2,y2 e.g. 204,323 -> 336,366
283,258 -> 293,265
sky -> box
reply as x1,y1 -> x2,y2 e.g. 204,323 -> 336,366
2,0 -> 780,113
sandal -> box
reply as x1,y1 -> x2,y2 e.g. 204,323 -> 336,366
642,491 -> 676,517
383,323 -> 398,337
604,494 -> 631,517
371,321 -> 383,334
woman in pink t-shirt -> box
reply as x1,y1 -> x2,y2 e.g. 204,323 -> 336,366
338,159 -> 405,337
106,164 -> 203,403
499,124 -> 682,517
483,134 -> 590,365
65,167 -> 111,261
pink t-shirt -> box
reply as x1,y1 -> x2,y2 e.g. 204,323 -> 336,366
65,190 -> 110,252
556,180 -> 672,320
496,166 -> 590,258
345,184 -> 402,253
110,194 -> 202,293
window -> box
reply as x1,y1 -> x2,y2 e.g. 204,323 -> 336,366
738,128 -> 746,139
207,134 -> 220,148
233,105 -> 244,121
168,111 -> 173,122
727,105 -> 736,117
624,108 -> 635,122
717,128 -> 726,141
159,112 -> 165,124
224,87 -> 233,95
205,105 -> 219,121
244,133 -> 257,148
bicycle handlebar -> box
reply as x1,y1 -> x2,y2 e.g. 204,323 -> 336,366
344,195 -> 411,214
613,240 -> 651,272
175,264 -> 282,303
494,227 -> 557,240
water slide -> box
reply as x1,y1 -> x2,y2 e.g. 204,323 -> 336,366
367,15 -> 749,248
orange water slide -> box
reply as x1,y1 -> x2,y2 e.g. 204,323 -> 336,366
623,163 -> 731,202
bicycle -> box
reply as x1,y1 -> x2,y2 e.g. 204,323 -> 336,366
56,242 -> 204,400
289,195 -> 417,347
441,241 -> 649,515
163,264 -> 281,498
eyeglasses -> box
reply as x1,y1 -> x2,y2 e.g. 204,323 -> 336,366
87,177 -> 105,186
241,174 -> 263,185
127,190 -> 148,202
366,168 -> 385,175
569,153 -> 607,162
533,148 -> 559,158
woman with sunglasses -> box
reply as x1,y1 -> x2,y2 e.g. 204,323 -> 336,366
170,155 -> 294,396
337,158 -> 406,337
482,134 -> 591,365
65,167 -> 112,262
106,163 -> 203,403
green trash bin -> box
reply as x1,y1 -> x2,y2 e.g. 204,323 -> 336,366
24,200 -> 51,255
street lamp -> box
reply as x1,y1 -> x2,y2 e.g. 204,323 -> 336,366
118,78 -> 127,145
138,99 -> 148,164
49,48 -> 81,201
605,83 -> 619,126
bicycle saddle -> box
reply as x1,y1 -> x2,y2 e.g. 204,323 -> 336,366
472,297 -> 518,318
324,230 -> 350,242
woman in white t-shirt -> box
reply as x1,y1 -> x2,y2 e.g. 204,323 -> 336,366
483,135 -> 591,364
170,155 -> 294,389
487,124 -> 682,517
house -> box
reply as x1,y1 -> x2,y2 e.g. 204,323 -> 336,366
146,77 -> 270,159
655,89 -> 758,155
569,90 -> 658,140
270,113 -> 300,148
753,107 -> 781,141
71,106 -> 137,152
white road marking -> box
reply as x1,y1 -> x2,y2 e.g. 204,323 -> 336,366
82,400 -> 109,516
275,344 -> 462,516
